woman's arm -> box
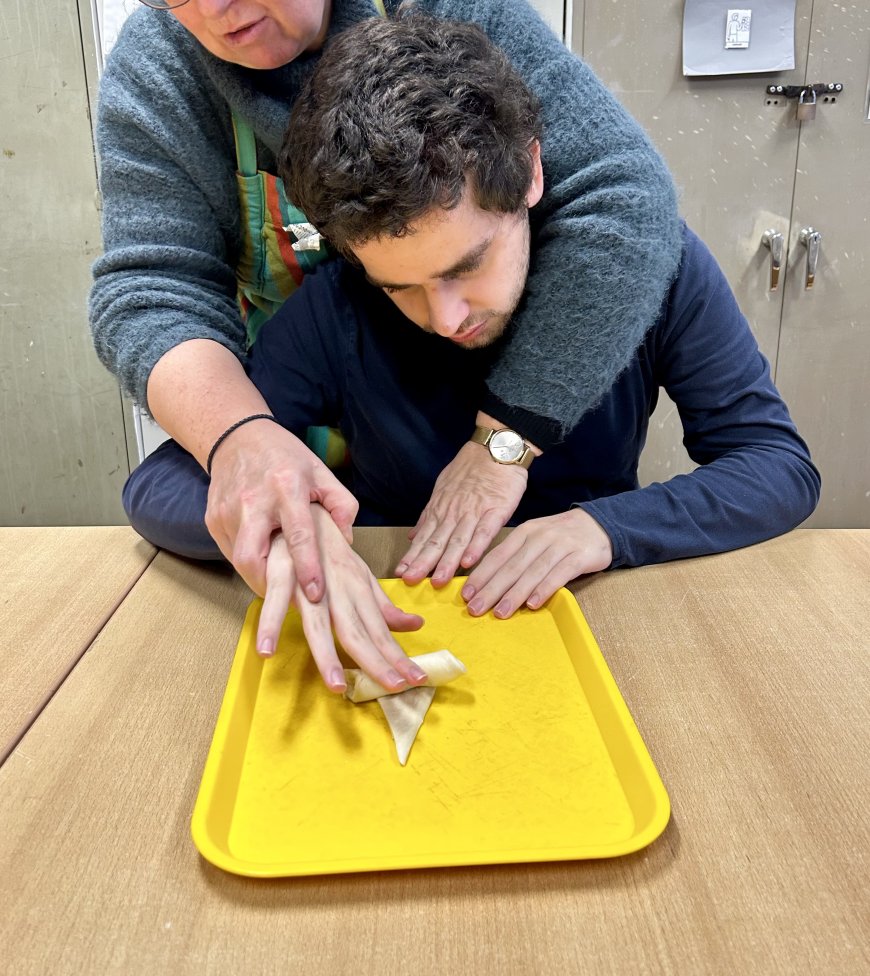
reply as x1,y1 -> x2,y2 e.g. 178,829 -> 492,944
90,11 -> 245,408
423,0 -> 684,444
90,12 -> 355,598
392,0 -> 682,580
147,339 -> 358,598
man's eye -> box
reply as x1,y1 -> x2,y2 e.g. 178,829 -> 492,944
383,286 -> 402,295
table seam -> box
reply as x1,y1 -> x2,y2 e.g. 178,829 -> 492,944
0,546 -> 159,769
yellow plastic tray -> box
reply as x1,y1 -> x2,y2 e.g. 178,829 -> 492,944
191,579 -> 669,876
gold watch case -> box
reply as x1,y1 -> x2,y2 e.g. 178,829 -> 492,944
470,425 -> 534,469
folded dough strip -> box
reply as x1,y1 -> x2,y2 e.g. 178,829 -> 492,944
343,650 -> 466,704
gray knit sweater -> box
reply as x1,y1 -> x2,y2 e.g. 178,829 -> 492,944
91,0 -> 682,448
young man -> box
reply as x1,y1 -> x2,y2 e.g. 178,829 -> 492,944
245,14 -> 820,691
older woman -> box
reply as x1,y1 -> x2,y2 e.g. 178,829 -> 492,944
91,0 -> 681,659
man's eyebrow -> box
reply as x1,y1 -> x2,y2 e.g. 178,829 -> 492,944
364,237 -> 493,290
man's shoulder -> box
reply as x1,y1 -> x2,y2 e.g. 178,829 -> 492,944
650,223 -> 749,365
677,224 -> 720,278
661,224 -> 729,322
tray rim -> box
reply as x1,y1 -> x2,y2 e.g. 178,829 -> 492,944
191,581 -> 670,877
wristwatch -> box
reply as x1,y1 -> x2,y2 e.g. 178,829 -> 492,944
470,425 -> 535,469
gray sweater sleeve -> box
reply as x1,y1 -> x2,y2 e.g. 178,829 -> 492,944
89,13 -> 246,411
421,0 -> 683,448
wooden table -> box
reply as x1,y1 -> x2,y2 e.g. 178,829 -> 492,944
0,527 -> 155,764
0,529 -> 867,975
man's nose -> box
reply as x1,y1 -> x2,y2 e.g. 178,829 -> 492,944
427,284 -> 469,338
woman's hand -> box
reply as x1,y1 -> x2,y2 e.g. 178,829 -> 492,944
461,509 -> 613,618
256,507 -> 428,694
148,339 -> 358,605
396,414 -> 536,585
205,418 -> 358,601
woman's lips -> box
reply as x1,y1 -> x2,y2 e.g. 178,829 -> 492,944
224,17 -> 268,46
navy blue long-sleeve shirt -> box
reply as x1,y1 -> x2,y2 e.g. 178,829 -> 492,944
249,226 -> 819,568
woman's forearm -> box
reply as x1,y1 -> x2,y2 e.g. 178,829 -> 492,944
146,339 -> 271,469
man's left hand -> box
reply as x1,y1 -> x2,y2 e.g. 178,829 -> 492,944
460,509 -> 613,618
396,440 -> 528,586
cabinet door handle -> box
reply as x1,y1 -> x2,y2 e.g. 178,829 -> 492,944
761,229 -> 784,291
799,227 -> 822,289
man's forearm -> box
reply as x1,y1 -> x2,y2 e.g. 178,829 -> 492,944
146,339 -> 271,470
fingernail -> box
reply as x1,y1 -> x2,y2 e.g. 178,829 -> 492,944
461,583 -> 475,600
305,581 -> 320,601
527,595 -> 541,609
468,599 -> 484,616
494,599 -> 512,619
395,563 -> 408,575
407,663 -> 428,682
258,639 -> 274,657
386,669 -> 407,689
329,667 -> 347,691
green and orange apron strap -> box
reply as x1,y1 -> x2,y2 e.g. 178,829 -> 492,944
231,112 -> 349,468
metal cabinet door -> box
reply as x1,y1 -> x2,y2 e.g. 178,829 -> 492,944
774,6 -> 870,527
573,0 -> 813,484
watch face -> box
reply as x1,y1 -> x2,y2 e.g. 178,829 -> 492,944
489,429 -> 524,463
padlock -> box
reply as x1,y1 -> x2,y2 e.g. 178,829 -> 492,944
796,88 -> 817,121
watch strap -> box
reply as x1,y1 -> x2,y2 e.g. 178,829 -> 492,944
513,447 -> 534,470
470,425 -> 493,448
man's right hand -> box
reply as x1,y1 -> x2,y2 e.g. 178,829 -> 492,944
205,418 -> 358,600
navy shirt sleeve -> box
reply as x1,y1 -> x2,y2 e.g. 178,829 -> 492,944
579,230 -> 820,568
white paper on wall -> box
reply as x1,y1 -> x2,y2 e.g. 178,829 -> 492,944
683,0 -> 796,76
95,0 -> 139,62
92,2 -> 171,460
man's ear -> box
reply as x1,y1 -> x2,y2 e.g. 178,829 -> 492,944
526,140 -> 544,209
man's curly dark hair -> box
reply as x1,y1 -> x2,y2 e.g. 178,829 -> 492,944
279,11 -> 543,256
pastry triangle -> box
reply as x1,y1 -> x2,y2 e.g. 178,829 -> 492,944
377,685 -> 437,766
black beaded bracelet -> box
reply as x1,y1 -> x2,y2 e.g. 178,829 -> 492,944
206,413 -> 276,476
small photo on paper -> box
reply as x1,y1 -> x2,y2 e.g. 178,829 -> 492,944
725,9 -> 752,49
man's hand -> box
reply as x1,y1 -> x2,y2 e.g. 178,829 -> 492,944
395,439 -> 528,586
256,507 -> 428,694
205,419 -> 358,600
460,509 -> 613,618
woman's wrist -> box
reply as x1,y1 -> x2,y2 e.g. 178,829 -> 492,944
206,414 -> 278,476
